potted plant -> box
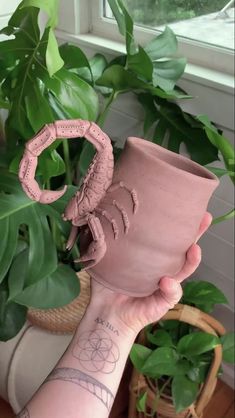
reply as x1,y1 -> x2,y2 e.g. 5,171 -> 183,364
129,280 -> 235,417
0,0 -> 234,341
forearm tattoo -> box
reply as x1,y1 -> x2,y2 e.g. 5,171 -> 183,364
45,367 -> 114,411
16,407 -> 30,417
95,317 -> 119,336
72,329 -> 120,373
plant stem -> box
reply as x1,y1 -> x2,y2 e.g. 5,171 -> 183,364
212,208 -> 235,224
150,377 -> 173,417
159,376 -> 172,397
97,90 -> 118,127
63,140 -> 73,185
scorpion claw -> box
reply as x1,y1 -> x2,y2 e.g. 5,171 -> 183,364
75,215 -> 107,269
39,185 -> 67,204
76,240 -> 107,270
18,119 -> 114,268
21,178 -> 42,202
76,258 -> 98,270
54,119 -> 90,138
19,151 -> 67,202
18,123 -> 67,203
66,225 -> 79,250
26,124 -> 56,156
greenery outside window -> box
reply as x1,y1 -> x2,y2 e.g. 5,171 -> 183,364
90,0 -> 234,74
104,0 -> 234,50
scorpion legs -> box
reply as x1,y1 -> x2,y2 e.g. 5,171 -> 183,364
73,214 -> 107,270
95,207 -> 119,239
66,225 -> 80,251
107,181 -> 139,214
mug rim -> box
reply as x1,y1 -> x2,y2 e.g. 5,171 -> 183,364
127,136 -> 219,185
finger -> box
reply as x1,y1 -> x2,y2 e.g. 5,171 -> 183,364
171,244 -> 201,283
170,213 -> 210,284
195,212 -> 212,243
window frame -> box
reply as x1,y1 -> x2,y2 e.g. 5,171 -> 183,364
57,0 -> 234,80
90,1 -> 234,75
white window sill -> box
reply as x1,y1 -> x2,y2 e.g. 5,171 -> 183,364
56,30 -> 234,95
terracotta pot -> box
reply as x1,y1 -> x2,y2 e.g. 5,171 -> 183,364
85,137 -> 219,296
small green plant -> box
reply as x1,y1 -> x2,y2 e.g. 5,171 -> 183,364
130,280 -> 235,414
0,0 -> 234,341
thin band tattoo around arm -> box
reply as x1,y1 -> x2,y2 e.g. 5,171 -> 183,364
16,407 -> 30,418
45,367 -> 114,411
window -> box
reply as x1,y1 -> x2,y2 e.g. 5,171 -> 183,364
0,0 -> 21,32
104,0 -> 234,50
90,1 -> 234,74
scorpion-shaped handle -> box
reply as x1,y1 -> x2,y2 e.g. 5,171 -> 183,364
18,119 -> 114,268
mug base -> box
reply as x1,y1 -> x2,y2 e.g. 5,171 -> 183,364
86,270 -> 160,297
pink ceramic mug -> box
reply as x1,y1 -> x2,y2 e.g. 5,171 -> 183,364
18,120 -> 219,297
82,136 -> 219,296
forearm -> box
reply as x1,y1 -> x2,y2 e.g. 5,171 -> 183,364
18,299 -> 136,418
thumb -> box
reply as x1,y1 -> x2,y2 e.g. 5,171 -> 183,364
158,277 -> 183,309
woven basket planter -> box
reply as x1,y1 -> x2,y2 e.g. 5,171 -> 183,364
128,303 -> 226,418
27,271 -> 91,334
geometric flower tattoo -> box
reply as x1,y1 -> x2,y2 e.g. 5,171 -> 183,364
73,329 -> 120,374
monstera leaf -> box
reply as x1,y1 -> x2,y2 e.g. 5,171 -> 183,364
108,0 -> 138,56
138,93 -> 218,165
107,1 -> 186,91
0,7 -> 48,140
0,1 -> 99,144
0,171 -> 79,307
97,1 -> 189,102
97,65 -> 189,100
0,280 -> 28,341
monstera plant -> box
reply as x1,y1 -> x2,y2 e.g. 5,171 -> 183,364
0,0 -> 234,341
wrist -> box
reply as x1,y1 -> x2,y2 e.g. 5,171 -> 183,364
82,296 -> 138,341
